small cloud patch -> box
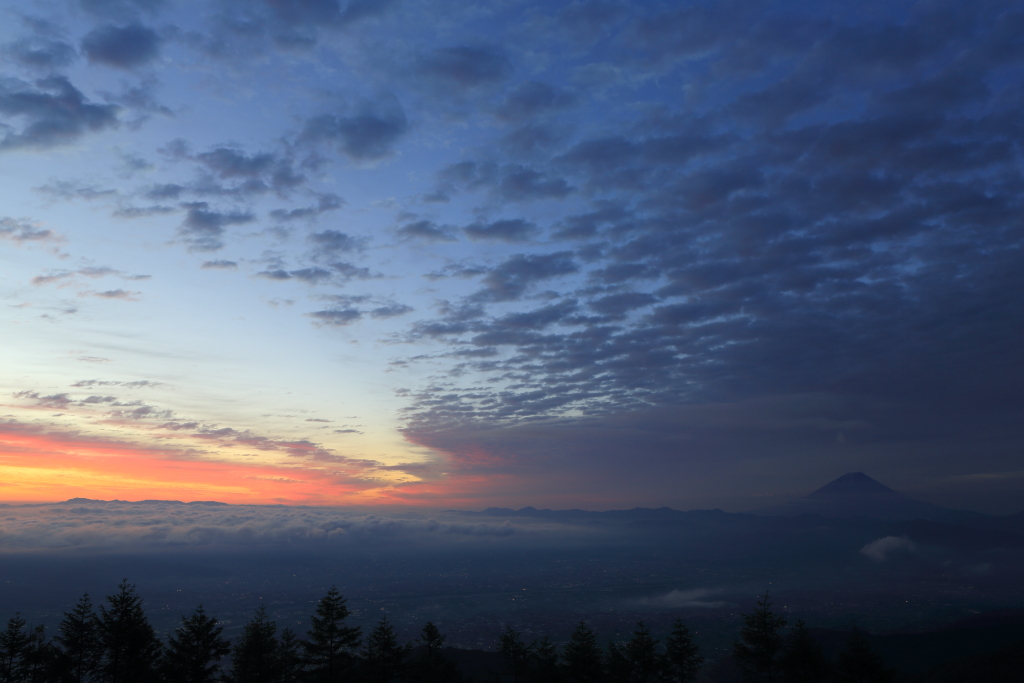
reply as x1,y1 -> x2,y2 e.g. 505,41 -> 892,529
861,535 -> 915,562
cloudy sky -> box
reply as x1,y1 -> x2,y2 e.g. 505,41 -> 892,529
1,0 -> 1022,512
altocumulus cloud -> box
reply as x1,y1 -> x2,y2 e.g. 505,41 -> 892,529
389,0 -> 1024,511
0,76 -> 119,150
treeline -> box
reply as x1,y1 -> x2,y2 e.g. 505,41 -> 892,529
0,583 -> 891,683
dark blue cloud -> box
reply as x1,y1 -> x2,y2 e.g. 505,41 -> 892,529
264,0 -> 396,28
79,0 -> 164,19
196,147 -> 277,178
418,46 -> 513,89
301,97 -> 408,161
370,303 -> 413,319
5,37 -> 78,69
397,220 -> 457,242
398,0 -> 1024,456
495,81 -> 575,121
269,194 -> 344,222
307,229 -> 365,255
429,162 -> 573,202
308,308 -> 362,325
471,252 -> 579,303
187,0 -> 397,58
81,23 -> 161,68
0,217 -> 54,243
496,166 -> 573,201
463,219 -> 536,243
201,260 -> 237,269
0,76 -> 119,150
178,202 -> 255,251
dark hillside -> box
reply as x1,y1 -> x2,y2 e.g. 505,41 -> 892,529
704,613 -> 1024,682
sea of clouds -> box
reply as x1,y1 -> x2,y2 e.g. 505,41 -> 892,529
0,500 -> 535,550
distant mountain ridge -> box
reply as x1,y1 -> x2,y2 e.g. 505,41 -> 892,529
448,505 -> 718,521
63,497 -> 229,506
454,473 -> 992,522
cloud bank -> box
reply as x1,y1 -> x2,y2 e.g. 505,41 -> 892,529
0,500 -> 519,550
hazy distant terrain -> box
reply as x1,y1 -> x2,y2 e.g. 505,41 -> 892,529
2,476 -> 1022,664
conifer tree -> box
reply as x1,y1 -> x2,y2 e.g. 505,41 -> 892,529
416,622 -> 445,671
498,626 -> 531,683
163,605 -> 230,683
96,580 -> 161,683
833,629 -> 893,683
779,621 -> 828,683
304,587 -> 361,683
562,622 -> 603,683
410,622 -> 459,683
23,623 -> 58,683
231,606 -> 281,683
605,641 -> 630,683
362,616 -> 408,683
733,591 -> 786,683
278,628 -> 305,683
623,622 -> 662,683
0,613 -> 30,683
528,636 -> 558,683
664,619 -> 702,683
54,594 -> 100,683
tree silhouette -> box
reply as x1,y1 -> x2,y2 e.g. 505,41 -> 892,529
561,621 -> 603,683
733,591 -> 786,683
54,594 -> 100,683
362,616 -> 408,683
96,580 -> 161,683
22,623 -> 57,683
833,629 -> 893,683
529,636 -> 558,683
622,622 -> 662,683
664,619 -> 702,683
779,620 -> 828,683
605,640 -> 630,683
0,613 -> 30,683
278,628 -> 305,683
498,626 -> 531,683
304,587 -> 361,683
163,605 -> 230,683
230,606 -> 280,683
410,622 -> 459,683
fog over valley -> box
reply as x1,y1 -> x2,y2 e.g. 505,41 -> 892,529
2,474 -> 1022,665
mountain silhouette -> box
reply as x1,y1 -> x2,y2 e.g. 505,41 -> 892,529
455,473 -> 989,522
753,472 -> 980,520
808,471 -> 896,496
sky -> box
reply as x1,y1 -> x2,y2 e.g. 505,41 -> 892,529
1,0 -> 1022,513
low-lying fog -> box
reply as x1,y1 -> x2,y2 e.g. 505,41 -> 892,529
2,499 -> 1022,657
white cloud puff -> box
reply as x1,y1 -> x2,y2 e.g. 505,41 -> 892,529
860,535 -> 915,562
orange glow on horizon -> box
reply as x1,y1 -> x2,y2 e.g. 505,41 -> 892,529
0,426 -> 397,505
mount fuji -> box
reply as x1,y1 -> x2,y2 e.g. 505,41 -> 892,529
752,472 -> 981,520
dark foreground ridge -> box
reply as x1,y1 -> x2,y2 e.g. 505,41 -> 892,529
5,581 -> 1024,683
